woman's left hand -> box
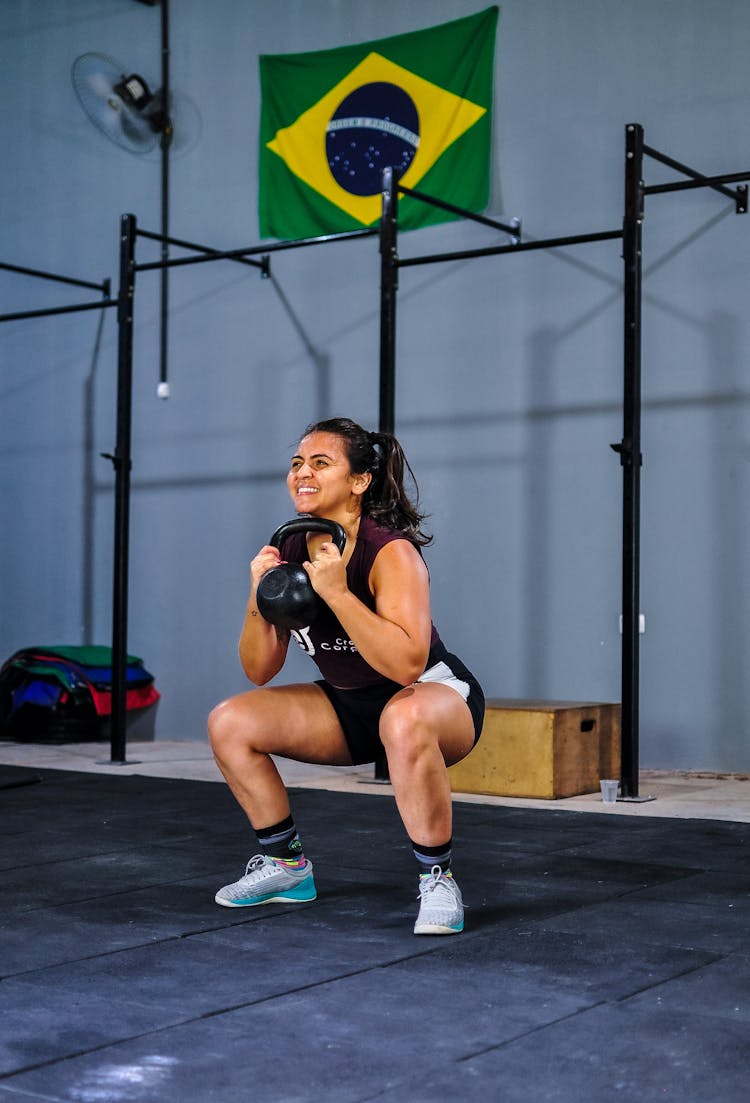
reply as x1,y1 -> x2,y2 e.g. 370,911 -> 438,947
303,541 -> 348,602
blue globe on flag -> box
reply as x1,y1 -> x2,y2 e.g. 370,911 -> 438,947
326,82 -> 420,196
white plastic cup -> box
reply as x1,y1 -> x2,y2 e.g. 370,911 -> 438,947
600,779 -> 619,804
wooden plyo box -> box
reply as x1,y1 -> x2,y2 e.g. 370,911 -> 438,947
449,698 -> 621,800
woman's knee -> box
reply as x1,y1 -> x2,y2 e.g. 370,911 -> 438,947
379,690 -> 437,759
208,694 -> 258,756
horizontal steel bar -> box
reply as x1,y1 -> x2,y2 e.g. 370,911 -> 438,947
136,228 -> 264,269
643,144 -> 741,202
134,227 -> 377,273
0,298 -> 117,324
643,170 -> 750,196
397,184 -> 520,236
0,260 -> 109,294
397,229 -> 623,269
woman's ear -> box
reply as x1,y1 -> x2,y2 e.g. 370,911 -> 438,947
351,471 -> 372,497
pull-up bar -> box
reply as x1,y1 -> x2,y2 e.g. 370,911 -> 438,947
617,122 -> 748,798
107,216 -> 379,763
643,171 -> 750,201
0,299 -> 117,325
376,166 -> 622,784
0,262 -> 112,324
134,226 -> 376,274
0,261 -> 110,294
136,227 -> 266,270
8,122 -> 749,789
398,183 -> 522,238
642,143 -> 748,211
396,228 -> 623,269
378,123 -> 750,798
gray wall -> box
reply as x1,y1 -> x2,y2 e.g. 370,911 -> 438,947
1,0 -> 748,769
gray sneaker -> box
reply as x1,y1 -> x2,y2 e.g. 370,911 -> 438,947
414,866 -> 464,935
215,854 -> 316,908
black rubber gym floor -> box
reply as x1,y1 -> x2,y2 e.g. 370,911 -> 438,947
1,766 -> 749,1102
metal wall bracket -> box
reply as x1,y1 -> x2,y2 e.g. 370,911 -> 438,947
610,439 -> 642,466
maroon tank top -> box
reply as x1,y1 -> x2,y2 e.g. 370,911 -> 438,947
279,514 -> 439,688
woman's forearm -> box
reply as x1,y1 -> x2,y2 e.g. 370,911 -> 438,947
238,601 -> 288,684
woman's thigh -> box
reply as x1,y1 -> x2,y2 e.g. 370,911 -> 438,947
210,682 -> 354,766
381,682 -> 477,767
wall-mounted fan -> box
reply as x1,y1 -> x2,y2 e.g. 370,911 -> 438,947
71,52 -> 200,157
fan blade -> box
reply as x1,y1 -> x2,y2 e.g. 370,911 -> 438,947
71,52 -> 158,154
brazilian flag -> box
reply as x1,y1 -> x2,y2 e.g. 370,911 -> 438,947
258,6 -> 499,240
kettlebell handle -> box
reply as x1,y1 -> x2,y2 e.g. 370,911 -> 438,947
269,516 -> 346,557
256,516 -> 346,631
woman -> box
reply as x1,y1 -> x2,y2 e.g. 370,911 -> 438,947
208,417 -> 484,935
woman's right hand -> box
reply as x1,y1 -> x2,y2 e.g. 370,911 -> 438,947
250,545 -> 283,593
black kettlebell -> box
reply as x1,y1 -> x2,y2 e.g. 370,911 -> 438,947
256,516 -> 347,630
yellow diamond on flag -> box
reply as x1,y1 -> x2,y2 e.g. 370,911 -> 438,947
267,51 -> 487,227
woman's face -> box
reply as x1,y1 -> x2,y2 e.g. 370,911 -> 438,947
287,431 -> 369,517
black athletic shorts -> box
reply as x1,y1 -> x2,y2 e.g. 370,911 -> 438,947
315,640 -> 485,766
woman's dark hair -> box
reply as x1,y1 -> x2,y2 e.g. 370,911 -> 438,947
302,417 -> 432,546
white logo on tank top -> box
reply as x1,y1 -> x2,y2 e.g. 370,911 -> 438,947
290,629 -> 359,657
290,626 -> 315,655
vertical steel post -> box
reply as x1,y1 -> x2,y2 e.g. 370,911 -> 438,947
379,166 -> 399,434
374,166 -> 399,782
110,213 -> 137,764
619,124 -> 644,798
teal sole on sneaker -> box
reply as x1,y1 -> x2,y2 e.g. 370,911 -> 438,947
215,879 -> 317,908
413,920 -> 464,935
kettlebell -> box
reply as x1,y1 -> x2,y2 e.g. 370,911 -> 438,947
256,516 -> 347,630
